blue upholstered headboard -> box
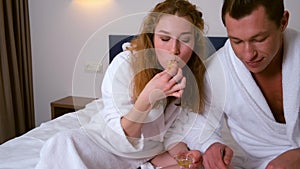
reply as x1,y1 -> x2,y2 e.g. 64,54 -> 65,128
109,35 -> 227,63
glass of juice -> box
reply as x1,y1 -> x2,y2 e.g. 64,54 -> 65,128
174,152 -> 193,169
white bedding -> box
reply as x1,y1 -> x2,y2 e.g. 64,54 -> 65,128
0,109 -> 95,169
0,109 -> 241,169
0,36 -> 234,169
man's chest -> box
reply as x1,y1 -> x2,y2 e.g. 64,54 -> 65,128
257,76 -> 285,123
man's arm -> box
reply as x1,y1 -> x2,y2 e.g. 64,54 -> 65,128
266,147 -> 300,169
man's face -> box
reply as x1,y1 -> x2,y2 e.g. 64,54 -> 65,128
225,6 -> 286,74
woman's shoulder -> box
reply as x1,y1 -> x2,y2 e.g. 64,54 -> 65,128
105,50 -> 134,78
108,51 -> 133,70
110,50 -> 132,65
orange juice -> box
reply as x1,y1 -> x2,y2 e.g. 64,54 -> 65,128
174,153 -> 193,168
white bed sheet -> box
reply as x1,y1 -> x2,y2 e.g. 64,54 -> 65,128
0,103 -> 242,169
0,109 -> 95,169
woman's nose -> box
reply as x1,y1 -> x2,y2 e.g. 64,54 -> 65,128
170,39 -> 180,55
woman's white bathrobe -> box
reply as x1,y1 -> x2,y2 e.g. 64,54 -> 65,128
36,50 -> 208,169
201,28 -> 300,169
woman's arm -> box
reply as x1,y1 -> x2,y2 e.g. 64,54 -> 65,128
121,66 -> 186,138
151,142 -> 202,169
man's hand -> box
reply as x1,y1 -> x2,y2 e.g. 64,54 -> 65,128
202,142 -> 233,169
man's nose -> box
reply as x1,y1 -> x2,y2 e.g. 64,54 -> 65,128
243,42 -> 257,60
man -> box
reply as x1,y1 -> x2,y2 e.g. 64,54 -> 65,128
201,0 -> 300,168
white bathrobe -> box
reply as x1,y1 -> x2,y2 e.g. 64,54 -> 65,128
202,28 -> 300,169
36,50 -> 207,169
82,50 -> 198,158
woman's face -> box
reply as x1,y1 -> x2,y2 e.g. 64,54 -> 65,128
154,14 -> 195,69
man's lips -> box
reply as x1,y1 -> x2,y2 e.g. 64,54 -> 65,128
246,58 -> 264,67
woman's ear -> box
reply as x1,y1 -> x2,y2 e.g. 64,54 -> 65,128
280,10 -> 289,32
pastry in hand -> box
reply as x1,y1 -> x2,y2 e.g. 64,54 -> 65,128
167,59 -> 178,70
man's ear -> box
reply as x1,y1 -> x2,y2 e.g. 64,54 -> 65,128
280,10 -> 289,32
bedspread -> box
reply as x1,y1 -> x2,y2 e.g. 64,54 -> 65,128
0,110 -> 95,169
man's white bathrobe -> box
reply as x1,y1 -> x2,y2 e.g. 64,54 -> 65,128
201,28 -> 300,169
36,50 -> 208,169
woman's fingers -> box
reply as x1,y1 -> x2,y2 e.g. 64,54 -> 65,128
165,67 -> 184,84
167,77 -> 186,97
171,68 -> 183,83
150,68 -> 186,99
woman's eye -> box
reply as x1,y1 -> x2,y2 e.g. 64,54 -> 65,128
161,37 -> 170,41
180,38 -> 191,43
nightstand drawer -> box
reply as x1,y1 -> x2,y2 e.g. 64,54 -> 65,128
51,96 -> 96,119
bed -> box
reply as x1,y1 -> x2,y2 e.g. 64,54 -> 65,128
0,35 -> 227,169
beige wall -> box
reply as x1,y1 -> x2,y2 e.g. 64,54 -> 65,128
29,0 -> 300,126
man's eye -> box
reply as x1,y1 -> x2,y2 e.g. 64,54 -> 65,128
231,39 -> 242,44
252,37 -> 267,43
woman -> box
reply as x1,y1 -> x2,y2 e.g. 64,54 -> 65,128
36,0 -> 208,168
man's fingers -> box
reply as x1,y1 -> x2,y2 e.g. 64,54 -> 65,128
223,147 -> 233,165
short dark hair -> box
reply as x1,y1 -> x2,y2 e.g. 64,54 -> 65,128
221,0 -> 284,27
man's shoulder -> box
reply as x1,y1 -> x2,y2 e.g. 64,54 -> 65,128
205,41 -> 230,64
285,28 -> 300,40
283,28 -> 300,54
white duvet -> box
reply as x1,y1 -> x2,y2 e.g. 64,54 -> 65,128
0,110 -> 96,169
0,104 -> 239,169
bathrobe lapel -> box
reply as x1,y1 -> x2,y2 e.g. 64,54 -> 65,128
282,30 -> 300,145
225,29 -> 300,145
226,44 -> 275,124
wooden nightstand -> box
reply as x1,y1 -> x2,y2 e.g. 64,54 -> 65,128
51,96 -> 96,119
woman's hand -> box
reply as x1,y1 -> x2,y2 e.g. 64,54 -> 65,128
149,67 -> 186,99
166,142 -> 203,169
121,66 -> 186,137
136,66 -> 186,112
185,150 -> 203,169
